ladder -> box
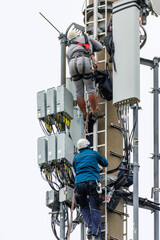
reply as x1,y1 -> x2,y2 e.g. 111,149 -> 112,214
83,1 -> 108,240
123,204 -> 128,240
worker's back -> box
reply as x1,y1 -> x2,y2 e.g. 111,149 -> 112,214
73,148 -> 108,184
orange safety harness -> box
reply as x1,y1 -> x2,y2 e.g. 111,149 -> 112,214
72,33 -> 98,69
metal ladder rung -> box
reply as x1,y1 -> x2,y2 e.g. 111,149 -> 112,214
97,144 -> 105,148
98,32 -> 106,36
98,4 -> 106,8
86,20 -> 94,25
85,4 -> 105,11
97,18 -> 106,23
97,129 -> 105,134
86,129 -> 105,137
98,101 -> 106,105
98,60 -> 106,64
86,6 -> 94,11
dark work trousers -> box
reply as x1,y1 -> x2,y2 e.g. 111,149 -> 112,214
74,181 -> 101,236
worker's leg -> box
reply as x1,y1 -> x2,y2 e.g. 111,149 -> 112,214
85,80 -> 104,121
83,78 -> 97,113
89,183 -> 101,237
88,94 -> 97,112
74,184 -> 92,227
74,79 -> 87,119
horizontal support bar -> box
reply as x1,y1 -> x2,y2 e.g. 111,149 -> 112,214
110,151 -> 123,159
110,123 -> 122,131
140,57 -> 154,67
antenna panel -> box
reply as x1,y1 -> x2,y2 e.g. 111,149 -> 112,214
112,0 -> 140,106
150,0 -> 160,15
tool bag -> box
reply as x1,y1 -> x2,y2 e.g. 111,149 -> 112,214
94,64 -> 113,101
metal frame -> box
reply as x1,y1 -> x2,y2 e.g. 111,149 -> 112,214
140,57 -> 160,240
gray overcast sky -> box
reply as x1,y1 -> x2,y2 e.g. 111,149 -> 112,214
0,0 -> 159,240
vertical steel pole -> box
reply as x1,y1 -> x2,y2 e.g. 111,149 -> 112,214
153,57 -> 159,240
60,34 -> 67,86
60,202 -> 65,240
133,104 -> 139,240
81,223 -> 85,240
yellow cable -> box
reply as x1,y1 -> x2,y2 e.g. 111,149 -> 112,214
45,122 -> 52,133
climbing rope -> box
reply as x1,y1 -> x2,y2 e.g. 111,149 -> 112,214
83,104 -> 90,138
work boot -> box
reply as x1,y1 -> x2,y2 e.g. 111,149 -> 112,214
88,94 -> 97,112
92,235 -> 102,240
90,111 -> 105,121
76,98 -> 87,120
87,231 -> 92,240
87,226 -> 92,239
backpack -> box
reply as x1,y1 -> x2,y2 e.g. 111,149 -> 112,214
102,33 -> 117,72
94,64 -> 113,101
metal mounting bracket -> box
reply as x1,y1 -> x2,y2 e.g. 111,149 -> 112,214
151,187 -> 160,198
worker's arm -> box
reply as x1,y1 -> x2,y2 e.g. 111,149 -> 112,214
88,36 -> 103,52
95,151 -> 108,167
72,158 -> 76,171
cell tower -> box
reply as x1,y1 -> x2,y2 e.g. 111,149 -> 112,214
37,1 -> 160,240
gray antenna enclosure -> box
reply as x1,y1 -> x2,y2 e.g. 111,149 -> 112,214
150,0 -> 160,15
112,0 -> 140,106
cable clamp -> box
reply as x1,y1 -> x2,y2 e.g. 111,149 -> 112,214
149,87 -> 160,94
132,162 -> 140,168
48,211 -> 59,214
151,187 -> 160,198
149,153 -> 160,159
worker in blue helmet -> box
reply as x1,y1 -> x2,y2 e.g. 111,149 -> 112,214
73,138 -> 108,240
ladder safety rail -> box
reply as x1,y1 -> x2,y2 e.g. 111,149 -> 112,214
83,1 -> 108,240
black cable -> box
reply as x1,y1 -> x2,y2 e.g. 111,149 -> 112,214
140,24 -> 147,49
55,171 -> 64,187
107,162 -> 122,174
40,169 -> 60,192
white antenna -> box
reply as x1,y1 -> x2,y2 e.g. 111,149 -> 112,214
150,0 -> 160,15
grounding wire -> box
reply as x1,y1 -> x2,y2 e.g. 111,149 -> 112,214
140,24 -> 147,49
129,103 -> 138,146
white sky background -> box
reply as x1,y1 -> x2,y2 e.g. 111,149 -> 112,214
0,0 -> 160,240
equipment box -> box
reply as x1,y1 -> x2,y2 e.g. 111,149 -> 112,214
56,85 -> 73,119
47,87 -> 57,116
37,90 -> 46,119
57,133 -> 74,165
37,136 -> 48,166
